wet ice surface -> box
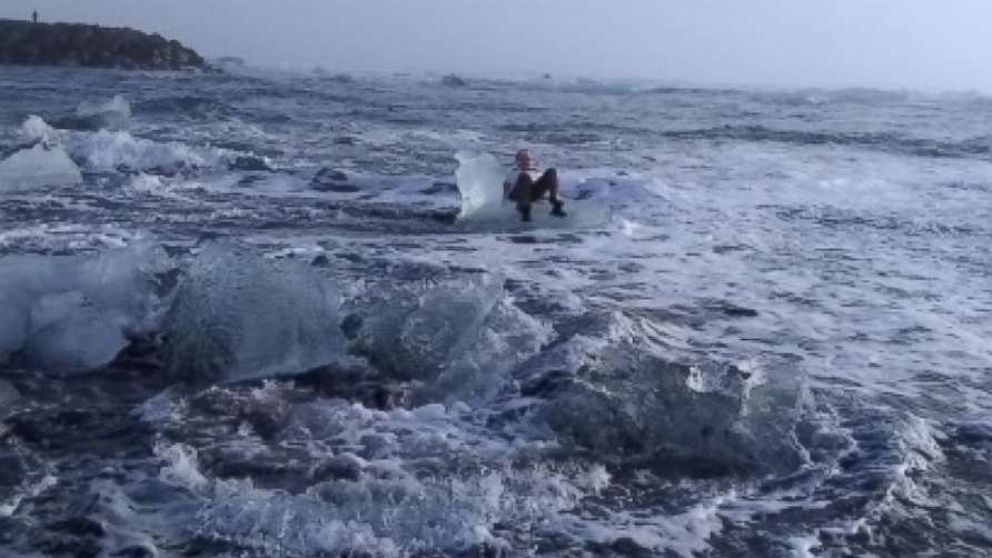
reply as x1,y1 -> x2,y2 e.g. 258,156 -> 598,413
1,66 -> 991,557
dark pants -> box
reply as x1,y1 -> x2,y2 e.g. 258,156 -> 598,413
508,168 -> 560,211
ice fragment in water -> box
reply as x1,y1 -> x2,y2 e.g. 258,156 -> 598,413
164,243 -> 346,383
25,310 -> 128,371
0,241 -> 168,371
455,151 -> 506,218
0,144 -> 82,191
346,275 -> 551,403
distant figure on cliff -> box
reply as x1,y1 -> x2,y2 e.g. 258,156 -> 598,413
32,10 -> 38,24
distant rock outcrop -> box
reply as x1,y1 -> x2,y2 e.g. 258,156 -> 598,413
440,74 -> 468,87
0,19 -> 206,71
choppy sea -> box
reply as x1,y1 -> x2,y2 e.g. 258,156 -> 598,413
1,65 -> 991,557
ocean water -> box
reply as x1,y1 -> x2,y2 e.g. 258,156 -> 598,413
0,65 -> 991,558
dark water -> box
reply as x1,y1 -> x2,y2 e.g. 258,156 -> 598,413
0,66 -> 990,557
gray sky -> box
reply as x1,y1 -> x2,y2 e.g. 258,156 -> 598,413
3,1 -> 992,92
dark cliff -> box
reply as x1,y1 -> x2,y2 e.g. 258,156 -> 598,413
0,19 -> 206,71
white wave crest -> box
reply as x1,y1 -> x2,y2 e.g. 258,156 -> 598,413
65,130 -> 217,174
76,94 -> 132,130
18,115 -> 61,146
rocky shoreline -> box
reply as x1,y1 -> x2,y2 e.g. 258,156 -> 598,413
0,19 -> 206,71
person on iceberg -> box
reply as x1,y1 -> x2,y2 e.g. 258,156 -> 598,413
503,149 -> 566,222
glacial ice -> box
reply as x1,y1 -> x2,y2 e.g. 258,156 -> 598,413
454,151 -> 506,218
0,143 -> 82,192
24,311 -> 129,371
0,241 -> 168,370
163,243 -> 346,383
522,311 -> 810,475
0,116 -> 80,192
346,275 -> 552,403
453,151 -> 612,229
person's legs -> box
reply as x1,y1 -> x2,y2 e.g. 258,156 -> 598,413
532,168 -> 566,217
509,172 -> 534,221
530,168 -> 557,200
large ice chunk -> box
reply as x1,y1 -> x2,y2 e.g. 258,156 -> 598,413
0,241 -> 169,370
454,151 -> 506,218
0,116 -> 80,192
453,151 -> 611,230
25,310 -> 129,371
521,311 -> 810,475
346,275 -> 552,403
0,144 -> 82,192
164,244 -> 346,383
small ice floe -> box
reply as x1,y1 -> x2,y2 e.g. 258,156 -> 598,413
0,116 -> 82,192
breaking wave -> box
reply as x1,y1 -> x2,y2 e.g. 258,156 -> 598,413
53,94 -> 132,131
65,129 -> 220,174
660,124 -> 992,160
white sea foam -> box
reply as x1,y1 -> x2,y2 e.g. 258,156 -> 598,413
156,443 -> 209,491
65,130 -> 218,173
789,534 -> 821,557
567,495 -> 729,557
166,386 -> 781,557
0,474 -> 57,518
151,397 -> 617,557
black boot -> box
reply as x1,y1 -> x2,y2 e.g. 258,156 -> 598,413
550,200 -> 567,218
519,206 -> 532,222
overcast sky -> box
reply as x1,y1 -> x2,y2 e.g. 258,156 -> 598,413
3,1 -> 991,92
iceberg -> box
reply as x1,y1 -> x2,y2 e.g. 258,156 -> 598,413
163,244 -> 346,383
0,144 -> 82,192
0,242 -> 168,371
